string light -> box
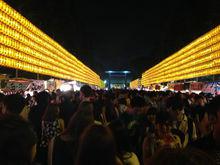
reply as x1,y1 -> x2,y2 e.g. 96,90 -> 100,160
142,25 -> 220,86
130,79 -> 140,89
0,1 -> 101,86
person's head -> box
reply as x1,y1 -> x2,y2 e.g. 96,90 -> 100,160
42,104 -> 60,121
80,85 -> 93,101
63,101 -> 94,139
131,96 -> 147,115
3,94 -> 25,115
118,98 -> 127,106
56,89 -> 62,96
0,115 -> 37,165
76,124 -> 117,165
147,107 -> 157,124
194,95 -> 206,107
166,95 -> 184,111
194,106 -> 210,137
206,96 -> 220,138
35,91 -> 50,106
166,96 -> 184,122
149,147 -> 215,165
155,111 -> 173,137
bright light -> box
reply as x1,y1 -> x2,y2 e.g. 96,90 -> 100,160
68,81 -> 76,85
104,80 -> 107,84
123,71 -> 130,74
60,84 -> 72,92
73,84 -> 80,91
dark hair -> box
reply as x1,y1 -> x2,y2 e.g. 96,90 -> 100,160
147,107 -> 157,116
35,91 -> 50,105
149,147 -> 215,165
166,96 -> 184,111
42,104 -> 60,122
156,111 -> 172,125
207,95 -> 220,118
75,124 -> 117,165
3,94 -> 25,115
118,98 -> 127,105
130,96 -> 146,108
63,101 -> 94,138
0,115 -> 37,165
80,85 -> 93,98
194,106 -> 207,122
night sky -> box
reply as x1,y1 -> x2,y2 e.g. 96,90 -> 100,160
5,0 -> 220,80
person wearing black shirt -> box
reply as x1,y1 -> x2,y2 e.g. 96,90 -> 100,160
191,96 -> 220,164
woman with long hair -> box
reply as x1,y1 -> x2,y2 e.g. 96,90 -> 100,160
48,101 -> 94,165
39,104 -> 64,165
75,124 -> 123,165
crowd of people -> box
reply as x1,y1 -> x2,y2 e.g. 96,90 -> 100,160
0,85 -> 220,165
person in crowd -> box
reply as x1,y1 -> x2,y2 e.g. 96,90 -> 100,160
48,101 -> 94,165
194,94 -> 206,107
28,91 -> 50,164
39,104 -> 64,165
29,91 -> 51,138
2,93 -> 26,116
0,114 -> 37,165
75,124 -> 123,165
80,85 -> 93,101
193,106 -> 211,139
191,95 -> 220,164
109,119 -> 140,165
145,107 -> 156,134
117,97 -> 129,116
166,95 -> 197,146
59,91 -> 78,127
50,92 -> 57,104
148,147 -> 215,165
101,92 -> 118,124
125,96 -> 148,160
93,91 -> 105,122
143,111 -> 182,165
55,89 -> 62,104
25,93 -> 32,104
0,93 -> 5,116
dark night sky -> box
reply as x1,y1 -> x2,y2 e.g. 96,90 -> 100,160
5,0 -> 220,79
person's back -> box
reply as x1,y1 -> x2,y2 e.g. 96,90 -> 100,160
28,91 -> 50,139
75,124 -> 120,165
40,104 -> 64,165
190,96 -> 220,164
59,93 -> 78,127
0,114 -> 37,165
49,101 -> 94,165
52,135 -> 75,165
109,119 -> 140,165
80,85 -> 93,101
2,93 -> 25,116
